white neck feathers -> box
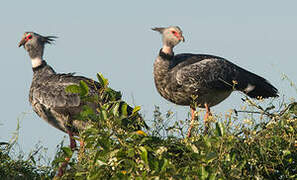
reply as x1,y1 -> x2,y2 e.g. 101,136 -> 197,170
162,45 -> 173,55
31,57 -> 43,68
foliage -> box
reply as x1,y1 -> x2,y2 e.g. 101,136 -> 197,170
1,74 -> 296,179
57,74 -> 297,179
0,135 -> 53,179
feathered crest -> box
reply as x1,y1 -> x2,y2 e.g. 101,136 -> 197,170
152,27 -> 165,34
152,26 -> 183,34
43,36 -> 58,44
19,32 -> 58,47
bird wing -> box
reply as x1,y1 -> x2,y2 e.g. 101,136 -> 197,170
174,54 -> 236,91
30,73 -> 100,113
174,53 -> 278,98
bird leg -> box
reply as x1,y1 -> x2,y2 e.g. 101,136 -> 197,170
204,103 -> 211,134
187,108 -> 196,138
57,157 -> 70,177
57,130 -> 76,177
67,130 -> 77,151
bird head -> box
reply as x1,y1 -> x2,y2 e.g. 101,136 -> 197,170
18,32 -> 57,59
152,26 -> 185,48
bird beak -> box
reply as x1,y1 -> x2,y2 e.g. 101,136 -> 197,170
181,35 -> 185,42
181,36 -> 185,42
18,37 -> 26,47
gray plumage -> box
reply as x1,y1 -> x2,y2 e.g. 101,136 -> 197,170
19,32 -> 138,135
153,26 -> 279,109
29,62 -> 101,133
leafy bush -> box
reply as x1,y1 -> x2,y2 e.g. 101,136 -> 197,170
1,74 -> 296,179
0,136 -> 53,179
56,74 -> 296,179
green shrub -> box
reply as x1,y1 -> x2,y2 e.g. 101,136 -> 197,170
0,140 -> 53,179
1,74 -> 296,179
57,74 -> 297,179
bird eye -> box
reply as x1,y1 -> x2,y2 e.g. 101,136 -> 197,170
25,34 -> 32,41
171,31 -> 177,35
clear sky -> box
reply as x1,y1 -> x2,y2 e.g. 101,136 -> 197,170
0,1 -> 296,159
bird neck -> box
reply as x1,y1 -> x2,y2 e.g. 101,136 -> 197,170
154,48 -> 173,77
162,45 -> 174,55
32,60 -> 56,76
31,57 -> 43,68
26,43 -> 45,67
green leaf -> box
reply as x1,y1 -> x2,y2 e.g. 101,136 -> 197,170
62,147 -> 73,157
112,102 -> 120,117
160,159 -> 168,173
105,88 -> 122,101
198,166 -> 208,180
81,105 -> 95,117
225,153 -> 230,161
215,122 -> 225,137
231,152 -> 236,163
88,172 -> 100,180
206,151 -> 217,163
79,80 -> 89,96
121,103 -> 128,117
100,110 -> 108,120
65,84 -> 81,94
139,146 -> 148,166
75,172 -> 86,177
132,106 -> 141,115
203,136 -> 211,148
209,173 -> 216,180
96,73 -> 109,87
127,148 -> 135,158
282,150 -> 291,156
190,144 -> 198,153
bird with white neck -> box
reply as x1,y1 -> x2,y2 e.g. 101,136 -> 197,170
18,32 -> 145,177
152,26 -> 278,137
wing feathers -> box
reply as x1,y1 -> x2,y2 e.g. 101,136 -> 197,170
31,74 -> 97,109
173,54 -> 278,98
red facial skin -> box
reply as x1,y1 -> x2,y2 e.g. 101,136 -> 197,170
171,30 -> 183,41
18,33 -> 33,47
25,34 -> 32,41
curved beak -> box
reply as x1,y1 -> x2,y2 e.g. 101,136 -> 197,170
180,35 -> 185,42
18,37 -> 26,47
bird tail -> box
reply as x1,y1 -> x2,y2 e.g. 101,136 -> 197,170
238,71 -> 279,99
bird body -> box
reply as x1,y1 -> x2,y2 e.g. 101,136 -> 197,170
152,26 -> 278,136
19,31 -> 144,177
29,61 -> 100,133
154,50 -> 278,108
19,32 -> 141,138
18,32 -> 102,135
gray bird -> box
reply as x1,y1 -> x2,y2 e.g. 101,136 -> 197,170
19,31 -> 143,138
19,31 -> 145,176
19,32 -> 104,145
152,26 -> 278,137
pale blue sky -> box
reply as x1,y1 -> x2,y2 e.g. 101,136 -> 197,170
0,1 -> 296,159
